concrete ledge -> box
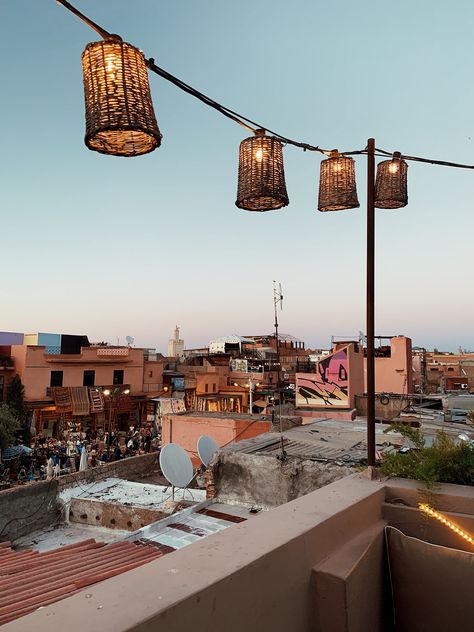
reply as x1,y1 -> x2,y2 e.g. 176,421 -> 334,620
384,477 -> 474,515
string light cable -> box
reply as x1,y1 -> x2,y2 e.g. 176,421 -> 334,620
56,0 -> 474,169
418,503 -> 474,546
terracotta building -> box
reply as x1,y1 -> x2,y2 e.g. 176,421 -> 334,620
8,342 -> 155,437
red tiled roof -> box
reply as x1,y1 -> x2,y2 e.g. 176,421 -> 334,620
0,538 -> 162,626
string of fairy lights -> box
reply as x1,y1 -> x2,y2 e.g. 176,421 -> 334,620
57,0 -> 474,216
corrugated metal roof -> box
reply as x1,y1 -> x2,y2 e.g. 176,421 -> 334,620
224,423 -> 394,465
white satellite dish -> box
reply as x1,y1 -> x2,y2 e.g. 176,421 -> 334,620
197,435 -> 219,466
159,443 -> 193,488
125,335 -> 134,346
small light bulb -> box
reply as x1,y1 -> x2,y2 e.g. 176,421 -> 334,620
105,53 -> 118,79
332,161 -> 342,173
255,149 -> 263,162
388,161 -> 399,174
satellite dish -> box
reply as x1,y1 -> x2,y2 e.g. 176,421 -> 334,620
125,336 -> 134,346
197,435 -> 219,466
159,443 -> 193,488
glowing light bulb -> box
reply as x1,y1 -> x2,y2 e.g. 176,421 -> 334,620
332,160 -> 342,173
255,148 -> 263,162
388,161 -> 399,174
105,53 -> 118,81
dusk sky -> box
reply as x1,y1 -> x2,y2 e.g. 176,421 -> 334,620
1,1 -> 474,353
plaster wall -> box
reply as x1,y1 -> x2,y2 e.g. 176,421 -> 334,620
161,414 -> 271,466
143,359 -> 164,391
10,346 -> 145,400
364,337 -> 413,394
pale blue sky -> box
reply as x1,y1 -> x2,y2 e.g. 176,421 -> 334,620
1,1 -> 473,352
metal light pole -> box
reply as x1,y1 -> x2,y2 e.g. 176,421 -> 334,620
366,138 -> 376,466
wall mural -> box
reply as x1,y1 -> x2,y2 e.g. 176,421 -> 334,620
296,348 -> 349,408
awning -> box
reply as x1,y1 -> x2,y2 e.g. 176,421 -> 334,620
252,400 -> 268,408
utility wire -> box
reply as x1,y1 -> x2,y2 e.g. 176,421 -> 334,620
57,0 -> 474,170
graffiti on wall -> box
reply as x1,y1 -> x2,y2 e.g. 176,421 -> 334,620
296,348 -> 349,408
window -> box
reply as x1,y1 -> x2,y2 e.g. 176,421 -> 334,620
0,376 -> 4,402
213,383 -> 216,392
113,370 -> 124,385
205,383 -> 209,393
50,371 -> 63,387
149,370 -> 153,378
447,368 -> 454,372
83,370 -> 95,386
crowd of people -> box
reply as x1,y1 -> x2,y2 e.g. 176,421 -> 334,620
0,424 -> 159,484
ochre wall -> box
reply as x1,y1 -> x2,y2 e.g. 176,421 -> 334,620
161,414 -> 271,466
10,346 -> 145,400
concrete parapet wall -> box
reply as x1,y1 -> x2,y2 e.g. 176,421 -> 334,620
56,452 -> 158,491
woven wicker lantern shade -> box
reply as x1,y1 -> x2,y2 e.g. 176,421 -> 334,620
82,39 -> 161,157
318,151 -> 359,212
375,152 -> 408,209
236,129 -> 289,211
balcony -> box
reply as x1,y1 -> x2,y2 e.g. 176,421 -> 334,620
46,384 -> 132,398
9,474 -> 474,631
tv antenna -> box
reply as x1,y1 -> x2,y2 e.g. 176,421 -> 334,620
125,335 -> 134,347
272,281 -> 286,460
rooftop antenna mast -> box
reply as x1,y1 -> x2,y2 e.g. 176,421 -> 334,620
273,281 -> 286,460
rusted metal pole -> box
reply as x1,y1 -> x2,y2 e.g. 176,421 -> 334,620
366,138 -> 376,466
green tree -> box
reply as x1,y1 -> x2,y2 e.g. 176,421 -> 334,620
0,404 -> 20,450
5,376 -> 26,424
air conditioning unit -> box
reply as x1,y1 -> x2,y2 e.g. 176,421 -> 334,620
460,383 -> 469,390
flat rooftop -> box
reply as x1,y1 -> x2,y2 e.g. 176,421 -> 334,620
174,411 -> 265,421
60,478 -> 206,510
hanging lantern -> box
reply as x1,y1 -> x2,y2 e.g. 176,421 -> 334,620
375,152 -> 408,208
82,38 -> 161,157
318,150 -> 359,212
236,129 -> 289,211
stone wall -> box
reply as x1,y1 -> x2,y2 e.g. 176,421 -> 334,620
0,453 -> 158,542
0,478 -> 61,542
209,451 -> 353,508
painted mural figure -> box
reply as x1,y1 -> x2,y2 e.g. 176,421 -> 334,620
297,349 -> 349,407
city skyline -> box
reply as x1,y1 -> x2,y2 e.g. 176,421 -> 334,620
1,1 -> 474,354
